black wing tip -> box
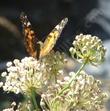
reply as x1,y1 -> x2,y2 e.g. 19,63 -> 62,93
20,12 -> 28,21
61,17 -> 68,25
20,12 -> 31,28
64,17 -> 68,22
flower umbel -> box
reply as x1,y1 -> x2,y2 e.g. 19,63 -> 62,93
2,57 -> 45,95
41,71 -> 108,111
1,51 -> 65,95
70,34 -> 106,65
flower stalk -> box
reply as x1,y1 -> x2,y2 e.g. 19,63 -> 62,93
58,59 -> 87,96
30,90 -> 39,111
69,59 -> 88,85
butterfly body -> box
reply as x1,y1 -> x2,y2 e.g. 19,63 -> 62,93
20,12 -> 68,59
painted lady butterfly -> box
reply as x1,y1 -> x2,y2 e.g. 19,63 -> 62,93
20,12 -> 68,59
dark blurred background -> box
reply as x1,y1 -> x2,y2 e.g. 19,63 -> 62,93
0,0 -> 110,110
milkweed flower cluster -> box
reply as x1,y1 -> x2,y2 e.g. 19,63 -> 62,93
2,57 -> 47,95
69,34 -> 106,65
1,52 -> 65,95
41,71 -> 108,111
0,34 -> 108,111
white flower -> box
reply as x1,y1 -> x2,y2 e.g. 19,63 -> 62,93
2,57 -> 47,94
2,108 -> 14,111
6,61 -> 12,67
42,71 -> 108,111
1,52 -> 65,95
1,72 -> 7,77
0,82 -> 3,87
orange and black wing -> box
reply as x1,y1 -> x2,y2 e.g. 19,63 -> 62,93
40,18 -> 68,58
20,12 -> 37,58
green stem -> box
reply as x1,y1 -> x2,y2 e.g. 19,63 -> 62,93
30,88 -> 40,111
69,60 -> 87,85
58,60 -> 87,96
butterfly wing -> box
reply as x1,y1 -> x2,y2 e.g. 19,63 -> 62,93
40,18 -> 68,58
20,12 -> 37,58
